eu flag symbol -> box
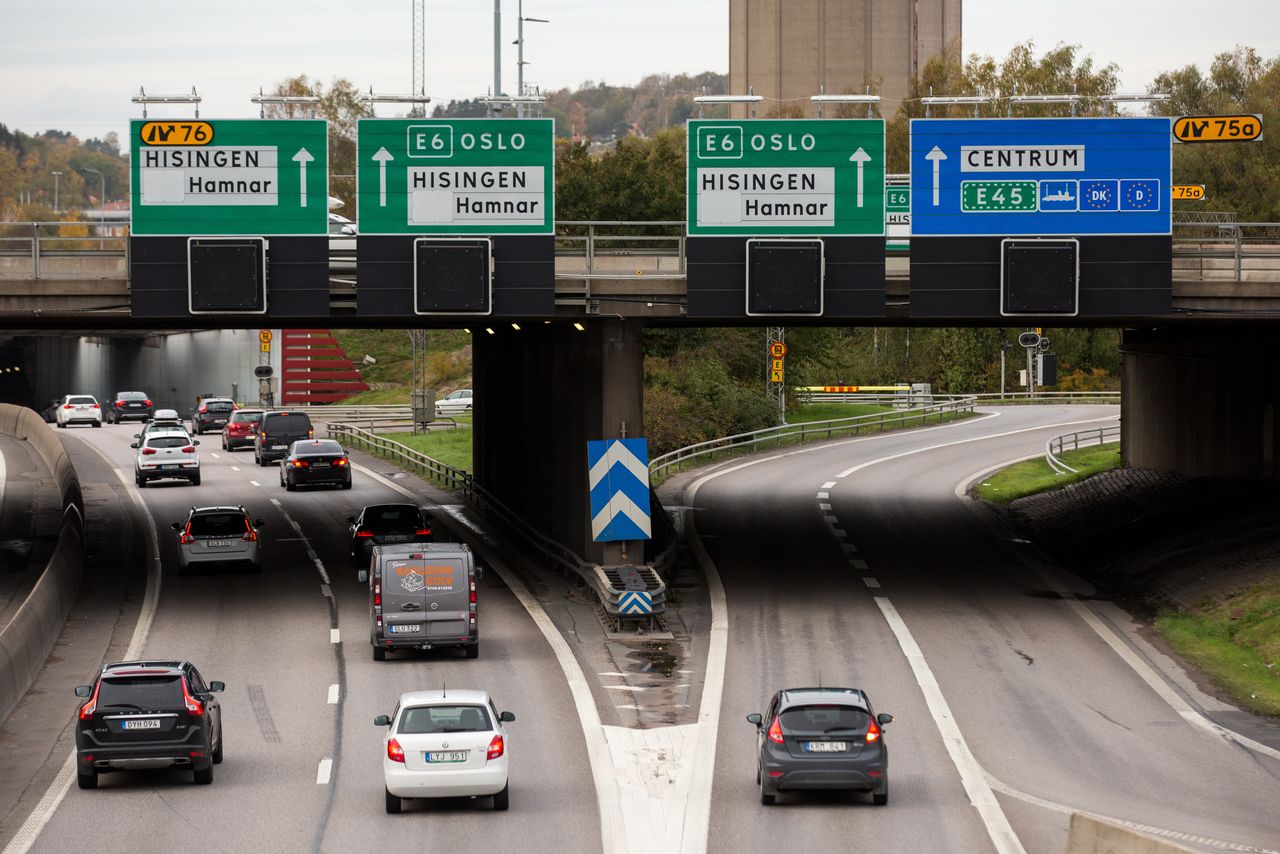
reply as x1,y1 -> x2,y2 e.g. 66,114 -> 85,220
1080,180 -> 1119,211
1120,179 -> 1160,211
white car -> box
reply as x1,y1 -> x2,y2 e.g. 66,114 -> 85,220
132,432 -> 201,488
55,395 -> 102,429
376,689 -> 514,814
435,389 -> 473,416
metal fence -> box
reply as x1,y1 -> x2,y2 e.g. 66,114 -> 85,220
649,395 -> 979,481
800,390 -> 1121,406
1045,423 -> 1122,475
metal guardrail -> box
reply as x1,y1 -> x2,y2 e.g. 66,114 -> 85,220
649,395 -> 979,481
326,421 -> 666,627
1045,423 -> 1122,474
800,391 -> 1121,406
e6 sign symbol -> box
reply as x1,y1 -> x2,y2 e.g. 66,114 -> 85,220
408,125 -> 454,159
697,126 -> 744,160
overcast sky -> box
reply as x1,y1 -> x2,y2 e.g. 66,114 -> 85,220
0,0 -> 1276,148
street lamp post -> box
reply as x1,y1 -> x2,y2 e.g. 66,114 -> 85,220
513,0 -> 548,117
82,168 -> 105,249
51,171 -> 62,212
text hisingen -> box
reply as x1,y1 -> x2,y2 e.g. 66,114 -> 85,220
701,172 -> 818,192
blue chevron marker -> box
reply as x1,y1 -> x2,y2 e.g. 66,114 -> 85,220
587,438 -> 651,543
619,591 -> 653,615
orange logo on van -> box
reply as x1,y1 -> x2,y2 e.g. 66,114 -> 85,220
393,562 -> 454,591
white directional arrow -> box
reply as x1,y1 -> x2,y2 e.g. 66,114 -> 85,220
292,148 -> 314,207
925,145 -> 947,206
372,146 -> 395,208
849,147 -> 872,208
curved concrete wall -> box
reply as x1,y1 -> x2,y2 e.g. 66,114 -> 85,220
0,405 -> 84,726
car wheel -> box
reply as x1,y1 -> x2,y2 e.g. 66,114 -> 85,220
285,477 -> 295,492
465,643 -> 479,660
372,645 -> 386,662
385,787 -> 402,814
212,725 -> 224,764
493,783 -> 509,811
135,473 -> 145,488
222,438 -> 228,451
871,777 -> 888,806
76,769 -> 98,790
177,563 -> 190,577
341,479 -> 352,490
193,765 -> 213,785
191,472 -> 201,486
93,420 -> 101,428
760,777 -> 776,806
57,421 -> 65,429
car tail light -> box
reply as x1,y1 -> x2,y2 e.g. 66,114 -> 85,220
243,519 -> 258,542
78,682 -> 101,720
144,400 -> 152,407
181,446 -> 196,454
180,523 -> 196,544
356,529 -> 373,538
307,429 -> 314,438
487,735 -> 504,760
387,738 -> 405,763
291,460 -> 309,468
92,404 -> 100,409
181,678 -> 204,716
198,404 -> 207,413
188,751 -> 206,758
767,718 -> 784,744
63,404 -> 73,409
470,577 -> 477,604
333,458 -> 348,466
373,578 -> 381,607
142,448 -> 157,455
416,528 -> 431,537
115,401 -> 125,408
259,432 -> 267,441
865,719 -> 881,743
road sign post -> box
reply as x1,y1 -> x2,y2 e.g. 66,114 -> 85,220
355,118 -> 556,318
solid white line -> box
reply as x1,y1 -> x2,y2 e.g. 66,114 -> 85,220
352,461 -> 626,854
874,596 -> 1026,854
863,577 -> 880,588
327,684 -> 339,705
3,456 -> 164,854
316,758 -> 333,785
330,628 -> 340,644
320,583 -> 332,599
249,480 -> 261,487
822,481 -> 837,489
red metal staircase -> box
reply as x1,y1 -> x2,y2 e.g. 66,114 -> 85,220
279,329 -> 369,405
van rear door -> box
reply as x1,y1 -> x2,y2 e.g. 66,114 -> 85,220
380,556 -> 470,640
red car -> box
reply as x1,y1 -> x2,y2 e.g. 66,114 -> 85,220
221,408 -> 264,451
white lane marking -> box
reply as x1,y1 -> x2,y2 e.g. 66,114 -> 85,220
330,628 -> 340,644
211,453 -> 221,459
822,481 -> 837,489
823,514 -> 839,524
352,462 -> 626,854
816,491 -> 829,499
836,415 -> 1118,479
985,772 -> 1280,853
831,527 -> 847,538
3,455 -> 165,854
850,558 -> 868,570
863,577 -> 880,588
818,503 -> 832,511
316,758 -> 333,785
320,583 -> 332,599
327,684 -> 340,705
955,459 -> 1280,765
874,596 -> 1026,854
230,465 -> 240,472
270,498 -> 282,507
841,543 -> 859,554
598,671 -> 627,677
249,480 -> 261,487
603,685 -> 649,692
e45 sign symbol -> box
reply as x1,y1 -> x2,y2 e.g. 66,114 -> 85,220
139,121 -> 214,146
1173,114 -> 1262,144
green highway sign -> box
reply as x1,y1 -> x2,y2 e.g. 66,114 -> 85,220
960,180 -> 1038,213
887,187 -> 910,211
686,119 -> 885,236
130,119 -> 328,236
357,118 -> 554,235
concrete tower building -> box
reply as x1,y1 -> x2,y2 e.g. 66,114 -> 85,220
728,0 -> 962,118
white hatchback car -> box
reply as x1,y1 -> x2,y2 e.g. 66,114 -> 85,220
56,395 -> 102,428
435,389 -> 473,416
376,689 -> 514,814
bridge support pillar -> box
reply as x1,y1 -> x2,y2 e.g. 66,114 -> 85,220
473,319 -> 646,565
1121,327 -> 1280,478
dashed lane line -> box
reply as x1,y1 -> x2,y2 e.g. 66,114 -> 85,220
249,480 -> 261,487
316,759 -> 333,785
330,629 -> 341,644
327,684 -> 340,705
863,577 -> 880,589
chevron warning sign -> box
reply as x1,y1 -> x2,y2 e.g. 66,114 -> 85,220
619,591 -> 653,615
587,438 -> 652,543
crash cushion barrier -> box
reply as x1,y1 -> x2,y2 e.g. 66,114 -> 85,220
0,404 -> 85,726
1066,813 -> 1195,854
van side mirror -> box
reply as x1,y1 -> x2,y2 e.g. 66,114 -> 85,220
170,522 -> 183,531
373,715 -> 390,727
357,570 -> 369,584
345,516 -> 355,525
75,685 -> 92,698
499,711 -> 515,723
209,681 -> 225,693
877,713 -> 893,726
746,713 -> 762,727
475,566 -> 485,581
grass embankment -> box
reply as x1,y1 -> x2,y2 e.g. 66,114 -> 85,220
1157,579 -> 1280,716
374,429 -> 473,472
330,329 -> 471,405
973,444 -> 1122,504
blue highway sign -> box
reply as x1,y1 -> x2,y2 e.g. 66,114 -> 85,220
910,118 -> 1171,236
587,438 -> 652,543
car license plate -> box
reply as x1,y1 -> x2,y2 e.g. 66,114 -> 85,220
272,444 -> 286,450
426,751 -> 467,763
383,534 -> 409,542
389,624 -> 421,634
207,540 -> 234,548
162,464 -> 181,470
312,462 -> 330,467
805,741 -> 847,752
123,719 -> 162,730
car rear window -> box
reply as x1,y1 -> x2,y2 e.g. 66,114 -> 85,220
118,392 -> 148,401
188,513 -> 247,537
68,396 -> 96,405
98,675 -> 183,709
147,435 -> 190,448
779,705 -> 869,735
230,411 -> 263,423
205,402 -> 235,412
264,414 -> 311,432
365,506 -> 421,526
298,441 -> 343,455
398,704 -> 491,734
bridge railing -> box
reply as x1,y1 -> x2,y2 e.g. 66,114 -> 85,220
0,221 -> 128,279
555,220 -> 686,278
799,390 -> 1121,406
1045,423 -> 1122,475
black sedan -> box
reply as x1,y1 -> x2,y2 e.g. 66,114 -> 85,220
107,391 -> 155,423
747,687 -> 892,806
279,440 -> 352,491
347,503 -> 433,567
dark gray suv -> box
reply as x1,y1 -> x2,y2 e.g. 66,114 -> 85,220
747,687 -> 892,806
